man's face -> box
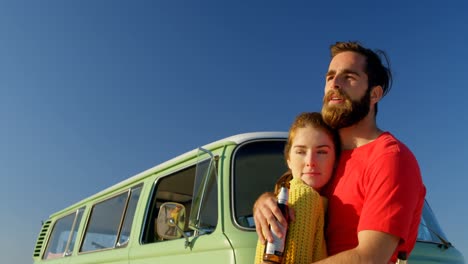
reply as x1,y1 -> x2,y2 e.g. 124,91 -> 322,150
321,51 -> 372,129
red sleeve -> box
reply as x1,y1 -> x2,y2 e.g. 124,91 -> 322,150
357,145 -> 424,243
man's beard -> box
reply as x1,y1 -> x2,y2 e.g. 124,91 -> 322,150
321,88 -> 371,129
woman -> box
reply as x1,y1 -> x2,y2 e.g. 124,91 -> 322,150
254,112 -> 340,264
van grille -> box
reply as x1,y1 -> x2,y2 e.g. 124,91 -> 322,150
33,220 -> 52,258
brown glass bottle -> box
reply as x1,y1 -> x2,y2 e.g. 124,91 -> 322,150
396,251 -> 408,264
263,186 -> 289,263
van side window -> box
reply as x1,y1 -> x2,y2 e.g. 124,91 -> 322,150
191,157 -> 218,233
43,207 -> 84,259
142,160 -> 218,244
233,140 -> 287,228
118,185 -> 142,246
142,166 -> 196,244
80,185 -> 142,253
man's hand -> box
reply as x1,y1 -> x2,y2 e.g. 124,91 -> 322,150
253,192 -> 294,243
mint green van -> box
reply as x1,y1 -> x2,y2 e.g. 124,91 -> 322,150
33,132 -> 465,263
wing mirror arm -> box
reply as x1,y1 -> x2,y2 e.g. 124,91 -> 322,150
168,218 -> 191,248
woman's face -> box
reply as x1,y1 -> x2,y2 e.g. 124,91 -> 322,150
287,125 -> 336,191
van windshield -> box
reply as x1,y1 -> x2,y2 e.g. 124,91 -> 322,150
417,200 -> 450,245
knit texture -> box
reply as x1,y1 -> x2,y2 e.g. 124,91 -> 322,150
255,177 -> 327,263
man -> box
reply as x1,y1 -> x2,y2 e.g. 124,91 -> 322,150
254,41 -> 426,263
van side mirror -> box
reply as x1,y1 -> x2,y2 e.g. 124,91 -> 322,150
157,202 -> 186,240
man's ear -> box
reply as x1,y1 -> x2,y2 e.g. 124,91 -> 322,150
371,85 -> 383,104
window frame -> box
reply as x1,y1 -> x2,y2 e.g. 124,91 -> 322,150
140,154 -> 219,245
231,138 -> 288,230
42,207 -> 85,260
78,184 -> 142,254
141,164 -> 199,245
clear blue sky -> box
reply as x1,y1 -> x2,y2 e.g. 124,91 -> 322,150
1,1 -> 467,263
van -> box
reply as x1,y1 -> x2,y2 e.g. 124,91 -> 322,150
33,132 -> 465,263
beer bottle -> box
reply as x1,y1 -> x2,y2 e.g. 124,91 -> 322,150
263,186 -> 289,263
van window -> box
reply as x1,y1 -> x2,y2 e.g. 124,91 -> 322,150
43,207 -> 84,259
118,186 -> 142,246
233,140 -> 287,228
142,160 -> 218,244
142,166 -> 196,244
191,155 -> 218,234
417,200 -> 449,244
80,185 -> 142,253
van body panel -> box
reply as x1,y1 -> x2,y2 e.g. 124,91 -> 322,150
68,248 -> 128,264
222,229 -> 258,263
128,232 -> 235,263
410,242 -> 466,263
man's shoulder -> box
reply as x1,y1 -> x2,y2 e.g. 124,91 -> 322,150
369,132 -> 419,164
375,132 -> 409,151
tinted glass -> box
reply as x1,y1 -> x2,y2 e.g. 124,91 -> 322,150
233,140 -> 287,228
191,157 -> 218,233
43,208 -> 84,259
81,192 -> 128,252
118,186 -> 142,246
417,200 -> 449,244
142,166 -> 197,244
66,208 -> 84,255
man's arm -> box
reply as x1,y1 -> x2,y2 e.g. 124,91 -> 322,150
253,192 -> 292,243
313,230 -> 399,264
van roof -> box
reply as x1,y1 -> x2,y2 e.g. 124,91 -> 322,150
127,131 -> 288,180
213,131 -> 288,145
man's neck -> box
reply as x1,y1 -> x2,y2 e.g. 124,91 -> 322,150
338,114 -> 383,150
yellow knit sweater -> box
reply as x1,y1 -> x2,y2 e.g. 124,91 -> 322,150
254,177 -> 327,264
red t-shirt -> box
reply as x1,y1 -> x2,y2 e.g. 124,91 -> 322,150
324,132 -> 426,262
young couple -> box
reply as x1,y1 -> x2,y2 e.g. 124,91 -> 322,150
254,41 -> 426,264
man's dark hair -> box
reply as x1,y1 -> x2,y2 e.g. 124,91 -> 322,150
330,41 -> 393,115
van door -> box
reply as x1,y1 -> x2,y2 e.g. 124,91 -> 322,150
129,150 -> 236,263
